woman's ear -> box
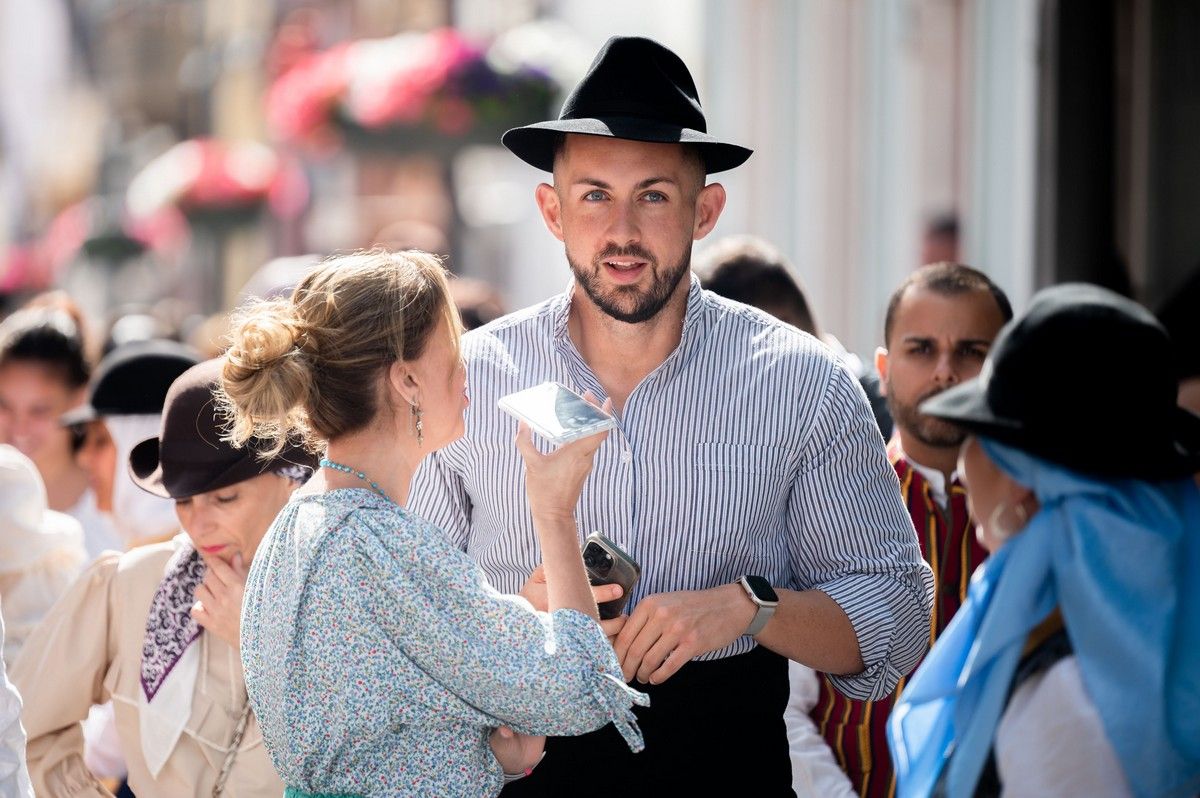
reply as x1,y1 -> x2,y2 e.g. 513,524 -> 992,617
387,361 -> 421,407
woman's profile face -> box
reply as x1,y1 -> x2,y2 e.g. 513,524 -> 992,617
959,435 -> 1035,552
410,313 -> 469,452
174,472 -> 296,566
0,361 -> 83,468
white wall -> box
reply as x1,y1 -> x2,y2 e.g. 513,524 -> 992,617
962,0 -> 1039,315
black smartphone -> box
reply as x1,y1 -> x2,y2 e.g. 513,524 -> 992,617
582,532 -> 641,620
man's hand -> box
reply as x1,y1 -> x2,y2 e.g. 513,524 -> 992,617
519,564 -> 627,640
489,726 -> 545,775
613,584 -> 756,685
192,554 -> 248,650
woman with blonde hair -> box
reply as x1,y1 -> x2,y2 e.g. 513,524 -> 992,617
220,250 -> 646,797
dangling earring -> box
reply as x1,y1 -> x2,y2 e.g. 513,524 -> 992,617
411,401 -> 424,446
986,499 -> 1031,545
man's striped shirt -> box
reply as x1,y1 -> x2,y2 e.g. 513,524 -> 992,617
409,276 -> 934,701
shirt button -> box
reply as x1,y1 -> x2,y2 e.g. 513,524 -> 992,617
621,451 -> 632,464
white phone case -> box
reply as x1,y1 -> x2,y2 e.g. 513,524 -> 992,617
497,382 -> 616,444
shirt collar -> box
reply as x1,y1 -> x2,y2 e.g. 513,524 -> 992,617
551,273 -> 709,352
897,447 -> 960,508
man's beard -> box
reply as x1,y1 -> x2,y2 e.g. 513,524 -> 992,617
567,243 -> 691,324
886,384 -> 967,449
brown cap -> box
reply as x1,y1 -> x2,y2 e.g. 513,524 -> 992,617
128,359 -> 316,499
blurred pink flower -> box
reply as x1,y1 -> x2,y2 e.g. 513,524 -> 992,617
126,139 -> 307,221
266,26 -> 558,145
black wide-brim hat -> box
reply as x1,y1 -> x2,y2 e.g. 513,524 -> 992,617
921,282 -> 1200,480
502,36 -> 752,174
129,359 -> 316,499
61,339 -> 201,426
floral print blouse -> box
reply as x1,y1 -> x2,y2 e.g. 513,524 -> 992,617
241,488 -> 647,797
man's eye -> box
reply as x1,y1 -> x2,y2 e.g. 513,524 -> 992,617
175,498 -> 192,508
643,191 -> 667,203
215,493 -> 239,504
583,190 -> 606,201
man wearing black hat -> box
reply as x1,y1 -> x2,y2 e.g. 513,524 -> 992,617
410,36 -> 932,796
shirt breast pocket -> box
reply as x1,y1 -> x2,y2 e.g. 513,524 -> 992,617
691,442 -> 793,561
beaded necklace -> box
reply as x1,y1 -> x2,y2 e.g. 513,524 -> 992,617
318,458 -> 393,504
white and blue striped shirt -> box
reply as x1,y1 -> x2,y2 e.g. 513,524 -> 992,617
410,276 -> 934,701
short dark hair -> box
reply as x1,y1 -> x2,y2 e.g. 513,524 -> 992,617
925,212 -> 959,239
696,236 -> 819,336
0,294 -> 91,389
551,133 -> 707,183
883,262 -> 1013,346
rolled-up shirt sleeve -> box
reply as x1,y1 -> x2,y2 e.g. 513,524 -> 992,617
348,512 -> 648,748
788,362 -> 934,701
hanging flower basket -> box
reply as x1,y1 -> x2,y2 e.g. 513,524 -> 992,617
266,27 -> 561,153
126,139 -> 309,230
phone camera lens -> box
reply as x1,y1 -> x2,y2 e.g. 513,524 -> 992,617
584,546 -> 612,576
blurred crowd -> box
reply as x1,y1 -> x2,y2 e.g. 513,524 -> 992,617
0,230 -> 1196,797
0,20 -> 1198,798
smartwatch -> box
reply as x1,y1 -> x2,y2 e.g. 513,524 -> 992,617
738,575 -> 779,637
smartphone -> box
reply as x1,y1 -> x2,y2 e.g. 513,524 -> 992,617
497,382 -> 616,444
582,532 -> 641,620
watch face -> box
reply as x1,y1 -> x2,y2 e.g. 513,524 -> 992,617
743,575 -> 779,604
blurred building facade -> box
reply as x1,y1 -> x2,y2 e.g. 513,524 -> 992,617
0,0 -> 1196,358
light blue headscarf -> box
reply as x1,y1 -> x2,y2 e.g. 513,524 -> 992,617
888,437 -> 1200,798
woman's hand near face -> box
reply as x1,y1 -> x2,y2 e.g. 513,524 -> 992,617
514,395 -> 612,523
514,394 -> 612,620
192,553 -> 249,649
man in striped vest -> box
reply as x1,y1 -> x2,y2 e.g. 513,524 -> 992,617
805,262 -> 1012,797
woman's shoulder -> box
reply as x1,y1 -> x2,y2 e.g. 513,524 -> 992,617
56,541 -> 175,600
282,489 -> 449,559
107,541 -> 182,613
996,655 -> 1132,796
115,539 -> 177,573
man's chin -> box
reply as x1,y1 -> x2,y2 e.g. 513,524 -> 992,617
584,285 -> 668,324
913,419 -> 967,449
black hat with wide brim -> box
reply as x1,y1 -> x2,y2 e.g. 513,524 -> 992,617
502,36 -> 752,174
920,282 -> 1200,480
129,359 -> 316,499
61,339 -> 201,426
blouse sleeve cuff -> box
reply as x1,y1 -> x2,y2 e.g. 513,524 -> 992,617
551,609 -> 650,752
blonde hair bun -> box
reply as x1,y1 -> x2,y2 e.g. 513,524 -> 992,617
220,300 -> 313,454
217,249 -> 459,457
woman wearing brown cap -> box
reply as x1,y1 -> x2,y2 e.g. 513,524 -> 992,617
218,250 -> 645,797
10,358 -> 315,797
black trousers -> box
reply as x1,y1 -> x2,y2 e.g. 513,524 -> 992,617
502,645 -> 795,797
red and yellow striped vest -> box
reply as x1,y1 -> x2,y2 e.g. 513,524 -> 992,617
811,442 -> 989,798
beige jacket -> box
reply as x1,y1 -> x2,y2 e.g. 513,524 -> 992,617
9,542 -> 282,797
